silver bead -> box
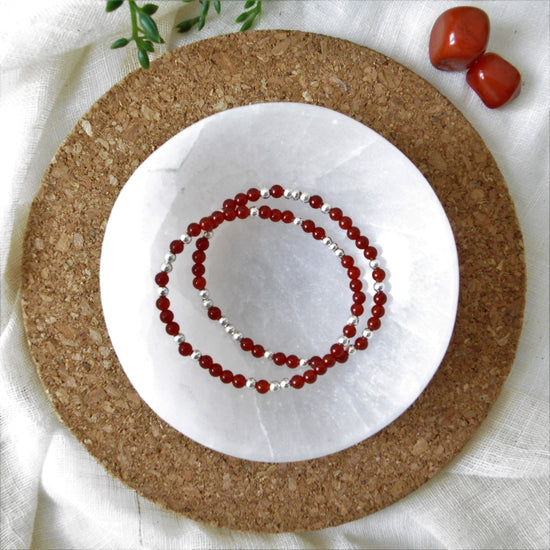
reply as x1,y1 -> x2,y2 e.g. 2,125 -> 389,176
338,336 -> 350,346
270,381 -> 281,392
225,324 -> 235,334
283,188 -> 292,199
322,236 -> 332,247
232,331 -> 243,341
300,192 -> 310,203
174,334 -> 186,343
328,242 -> 338,251
181,234 -> 192,244
157,287 -> 168,296
369,259 -> 380,269
320,203 -> 331,214
362,329 -> 373,339
191,350 -> 201,361
291,189 -> 301,200
204,231 -> 213,239
374,282 -> 385,292
160,262 -> 172,273
165,253 -> 176,263
293,217 -> 303,226
264,350 -> 274,360
260,188 -> 270,198
347,315 -> 360,326
250,207 -> 259,217
280,378 -> 290,389
199,289 -> 209,299
347,345 -> 357,355
246,377 -> 256,388
219,317 -> 229,327
299,358 -> 308,367
335,248 -> 345,258
202,299 -> 213,309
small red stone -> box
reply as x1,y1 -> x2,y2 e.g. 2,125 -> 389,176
196,237 -> 209,251
309,195 -> 323,209
368,317 -> 382,331
224,208 -> 237,221
312,227 -> 326,240
170,240 -> 184,254
232,374 -> 247,388
240,337 -> 254,352
179,341 -> 193,356
329,207 -> 343,221
199,354 -> 213,368
223,198 -> 237,211
343,324 -> 357,338
269,208 -> 282,222
273,352 -> 287,366
355,235 -> 369,250
355,337 -> 368,350
282,210 -> 294,224
338,216 -> 352,230
155,272 -> 169,287
290,375 -> 305,389
256,379 -> 270,393
192,250 -> 206,264
200,217 -> 213,232
372,267 -> 386,282
286,354 -> 300,368
341,255 -> 354,268
349,279 -> 363,292
303,370 -> 317,384
331,343 -> 344,358
160,310 -> 174,323
252,344 -> 265,358
166,322 -> 180,336
270,184 -> 284,198
236,206 -> 250,219
192,263 -> 206,277
347,266 -> 361,280
234,192 -> 248,206
334,350 -> 349,364
323,354 -> 336,368
220,370 -> 234,384
258,205 -> 271,219
301,220 -> 315,233
209,363 -> 223,377
156,296 -> 170,310
192,277 -> 206,290
374,291 -> 388,305
364,246 -> 378,260
347,226 -> 360,240
353,291 -> 366,304
313,362 -> 327,376
351,303 -> 364,316
308,356 -> 324,369
208,306 -> 222,320
247,188 -> 261,201
372,305 -> 385,318
211,210 -> 225,228
187,222 -> 201,237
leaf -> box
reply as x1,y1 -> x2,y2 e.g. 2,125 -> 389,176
110,37 -> 130,49
138,48 -> 150,69
235,9 -> 253,23
214,0 -> 221,14
176,16 -> 200,32
139,11 -> 164,43
140,40 -> 154,52
197,0 -> 210,30
106,0 -> 124,12
141,3 -> 159,15
244,0 -> 255,8
240,17 -> 254,31
182,0 -> 195,3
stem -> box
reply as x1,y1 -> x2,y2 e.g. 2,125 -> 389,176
129,0 -> 139,41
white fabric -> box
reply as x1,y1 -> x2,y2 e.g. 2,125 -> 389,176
1,0 -> 548,548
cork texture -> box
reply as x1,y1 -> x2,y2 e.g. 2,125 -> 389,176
21,31 -> 525,532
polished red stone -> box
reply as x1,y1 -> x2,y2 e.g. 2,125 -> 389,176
232,373 -> 247,388
313,227 -> 326,240
330,343 -> 344,358
247,188 -> 261,201
374,291 -> 387,305
208,306 -> 222,320
223,198 -> 237,211
368,317 -> 382,331
312,361 -> 327,376
240,337 -> 254,352
290,375 -> 305,389
256,379 -> 270,393
347,266 -> 360,280
364,246 -> 378,260
259,205 -> 271,219
329,207 -> 343,221
192,276 -> 206,290
192,250 -> 206,264
220,370 -> 234,384
211,210 -> 225,227
269,208 -> 282,222
309,195 -> 323,209
236,206 -> 250,219
301,220 -> 315,233
223,208 -> 237,221
155,272 -> 169,287
200,217 -> 213,232
355,235 -> 369,250
347,226 -> 360,240
353,291 -> 366,304
191,263 -> 205,277
270,184 -> 284,198
286,354 -> 300,368
372,267 -> 386,282
341,255 -> 354,268
178,341 -> 193,356
170,240 -> 184,254
338,216 -> 352,230
199,355 -> 213,368
323,354 -> 336,368
273,352 -> 287,366
303,369 -> 317,384
187,222 -> 201,237
282,210 -> 294,224
334,351 -> 349,364
156,296 -> 170,310
351,303 -> 364,316
160,310 -> 174,323
209,363 -> 223,377
234,192 -> 248,206
252,344 -> 265,358
343,324 -> 357,338
349,279 -> 363,292
308,356 -> 323,369
372,305 -> 385,318
196,237 -> 209,251
355,337 -> 368,350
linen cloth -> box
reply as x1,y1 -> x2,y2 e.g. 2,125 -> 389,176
1,0 -> 548,548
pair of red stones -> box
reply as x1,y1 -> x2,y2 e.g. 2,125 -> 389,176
155,185 -> 388,393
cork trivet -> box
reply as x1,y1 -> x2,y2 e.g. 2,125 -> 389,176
21,31 -> 525,532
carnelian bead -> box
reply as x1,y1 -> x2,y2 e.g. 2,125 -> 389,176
211,210 -> 225,227
155,272 -> 169,286
192,263 -> 205,277
208,306 -> 222,320
313,227 -> 326,240
372,267 -> 386,282
256,379 -> 270,393
308,356 -> 323,369
329,207 -> 343,221
247,188 -> 261,201
252,344 -> 265,358
200,217 -> 213,232
349,279 -> 363,292
270,184 -> 284,198
339,216 -> 352,230
209,363 -> 223,377
343,324 -> 356,338
187,222 -> 201,237
323,354 -> 336,368
341,255 -> 354,268
236,206 -> 250,219
223,198 -> 237,211
282,210 -> 294,223
273,352 -> 287,366
374,291 -> 387,305
290,375 -> 305,389
196,237 -> 209,251
355,337 -> 368,350
334,351 -> 348,364
193,276 -> 206,290
170,240 -> 184,254
166,322 -> 179,336
269,208 -> 282,222
351,303 -> 364,316
179,341 -> 193,356
309,195 -> 323,209
160,310 -> 174,323
156,296 -> 170,310
368,317 -> 382,330
347,266 -> 360,280
224,208 -> 237,221
234,192 -> 248,206
258,205 -> 271,218
347,226 -> 360,240
302,220 -> 315,233
303,370 -> 317,384
240,338 -> 253,351
199,355 -> 213,369
232,374 -> 247,388
372,305 -> 385,318
286,354 -> 300,368
353,291 -> 366,304
192,250 -> 206,264
220,370 -> 234,384
313,362 -> 327,376
364,246 -> 378,260
355,235 -> 369,250
331,343 -> 344,358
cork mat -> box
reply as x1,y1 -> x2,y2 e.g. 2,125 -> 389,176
21,31 -> 525,532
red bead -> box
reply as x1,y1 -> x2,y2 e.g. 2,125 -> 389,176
343,324 -> 356,338
236,206 -> 250,219
303,369 -> 317,384
208,306 -> 222,320
466,53 -> 521,109
308,356 -> 323,368
347,226 -> 360,240
341,255 -> 354,268
220,370 -> 234,384
224,208 -> 237,221
178,341 -> 193,356
187,222 -> 201,237
234,192 -> 248,206
170,240 -> 184,254
364,246 -> 378,260
349,279 -> 363,292
329,207 -> 343,221
166,322 -> 180,336
290,375 -> 305,389
273,352 -> 287,366
211,210 -> 225,227
155,272 -> 169,287
286,354 -> 300,368
351,303 -> 364,316
193,277 -> 206,290
269,208 -> 282,222
240,337 -> 254,352
372,305 -> 385,318
256,379 -> 270,394
160,310 -> 174,323
156,296 -> 170,310
312,227 -> 326,240
355,235 -> 369,250
374,291 -> 387,305
339,216 -> 352,230
429,6 -> 490,71
192,250 -> 206,264
209,363 -> 223,377
355,337 -> 368,350
334,350 -> 349,363
323,354 -> 336,368
372,267 -> 386,282
313,362 -> 327,376
247,188 -> 261,201
309,195 -> 323,209
200,217 -> 213,232
301,220 -> 315,233
353,291 -> 366,304
223,198 -> 237,211
196,237 -> 209,251
192,263 -> 205,276
252,344 -> 265,358
282,210 -> 294,224
199,354 -> 213,368
258,205 -> 271,219
368,317 -> 382,331
270,184 -> 284,198
232,374 -> 247,388
347,266 -> 361,280
331,343 -> 344,358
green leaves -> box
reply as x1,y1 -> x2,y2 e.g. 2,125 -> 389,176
235,0 -> 263,31
106,0 -> 124,12
110,37 -> 130,49
139,10 -> 164,43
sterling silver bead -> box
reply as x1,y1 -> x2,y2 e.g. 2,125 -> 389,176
300,192 -> 310,203
321,203 -> 331,214
291,189 -> 301,200
191,350 -> 202,361
158,287 -> 168,296
299,358 -> 308,367
347,345 -> 357,355
204,231 -> 213,239
322,236 -> 333,247
293,217 -> 303,226
270,381 -> 281,392
199,289 -> 209,299
347,315 -> 360,326
174,334 -> 186,343
264,350 -> 274,360
250,207 -> 259,217
335,248 -> 345,258
246,377 -> 256,388
283,188 -> 292,199
219,317 -> 229,327
202,299 -> 213,309
362,329 -> 373,339
338,336 -> 350,346
160,262 -> 172,273
260,188 -> 270,198
280,378 -> 290,389
225,325 -> 235,334
369,259 -> 380,269
328,242 -> 338,251
165,253 -> 176,263
374,282 -> 385,292
232,331 -> 243,341
182,234 -> 192,244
